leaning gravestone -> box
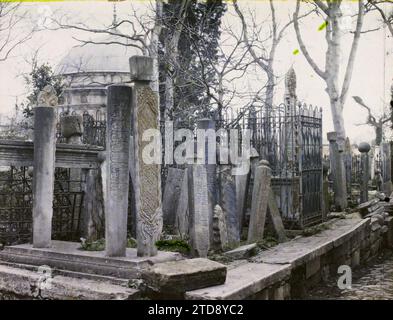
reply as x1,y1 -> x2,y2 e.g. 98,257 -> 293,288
188,163 -> 210,257
220,165 -> 240,245
163,168 -> 185,228
130,56 -> 163,257
248,160 -> 271,243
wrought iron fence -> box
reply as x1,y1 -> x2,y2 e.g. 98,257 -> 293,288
0,166 -> 85,245
160,100 -> 323,229
226,102 -> 323,228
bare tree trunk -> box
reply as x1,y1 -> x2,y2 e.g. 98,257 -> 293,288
148,0 -> 164,95
163,0 -> 190,120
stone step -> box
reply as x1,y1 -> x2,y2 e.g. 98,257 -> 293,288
0,241 -> 182,279
0,264 -> 140,300
185,261 -> 291,300
0,260 -> 130,287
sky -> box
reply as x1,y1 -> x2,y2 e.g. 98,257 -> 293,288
0,0 -> 392,144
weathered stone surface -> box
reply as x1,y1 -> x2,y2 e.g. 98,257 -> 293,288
251,219 -> 369,268
142,258 -> 226,298
327,131 -> 347,210
267,188 -> 287,243
223,243 -> 257,260
385,216 -> 393,248
0,139 -> 103,169
175,168 -> 189,237
197,119 -> 216,245
105,85 -> 132,257
81,168 -> 104,240
248,160 -> 271,243
132,80 -> 163,257
220,165 -> 240,245
185,262 -> 290,300
305,257 -> 320,279
235,170 -> 250,232
0,264 -> 139,300
129,56 -> 154,81
60,114 -> 83,144
359,143 -> 371,203
0,241 -> 181,279
188,164 -> 210,257
212,205 -> 228,251
33,106 -> 57,248
162,168 -> 185,227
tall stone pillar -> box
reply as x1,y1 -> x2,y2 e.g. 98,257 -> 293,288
197,118 -> 216,245
359,142 -> 371,204
129,56 -> 162,257
32,85 -> 58,248
105,85 -> 132,257
327,132 -> 348,210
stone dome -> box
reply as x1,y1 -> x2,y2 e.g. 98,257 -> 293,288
56,35 -> 143,75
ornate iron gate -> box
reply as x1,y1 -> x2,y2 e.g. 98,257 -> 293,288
219,102 -> 323,228
0,166 -> 84,245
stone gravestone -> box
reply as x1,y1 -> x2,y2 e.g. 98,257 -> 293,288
267,188 -> 287,243
236,149 -> 258,235
212,204 -> 228,251
220,165 -> 240,246
197,119 -> 216,245
248,160 -> 271,243
358,142 -> 371,204
130,56 -> 163,257
105,85 -> 132,257
32,85 -> 58,248
382,142 -> 392,194
188,162 -> 210,257
327,132 -> 348,210
163,168 -> 185,228
343,137 -> 352,196
175,168 -> 189,237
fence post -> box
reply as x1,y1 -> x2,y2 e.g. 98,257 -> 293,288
32,86 -> 57,248
359,142 -> 371,203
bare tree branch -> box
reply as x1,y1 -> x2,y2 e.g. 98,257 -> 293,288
293,0 -> 327,80
340,0 -> 365,106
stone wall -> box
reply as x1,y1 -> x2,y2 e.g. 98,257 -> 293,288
186,215 -> 393,300
263,216 -> 393,300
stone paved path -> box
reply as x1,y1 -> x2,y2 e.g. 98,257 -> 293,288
305,251 -> 393,300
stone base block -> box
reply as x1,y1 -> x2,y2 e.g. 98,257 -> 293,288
142,258 -> 227,298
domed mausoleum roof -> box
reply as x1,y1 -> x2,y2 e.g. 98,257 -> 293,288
56,35 -> 143,75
